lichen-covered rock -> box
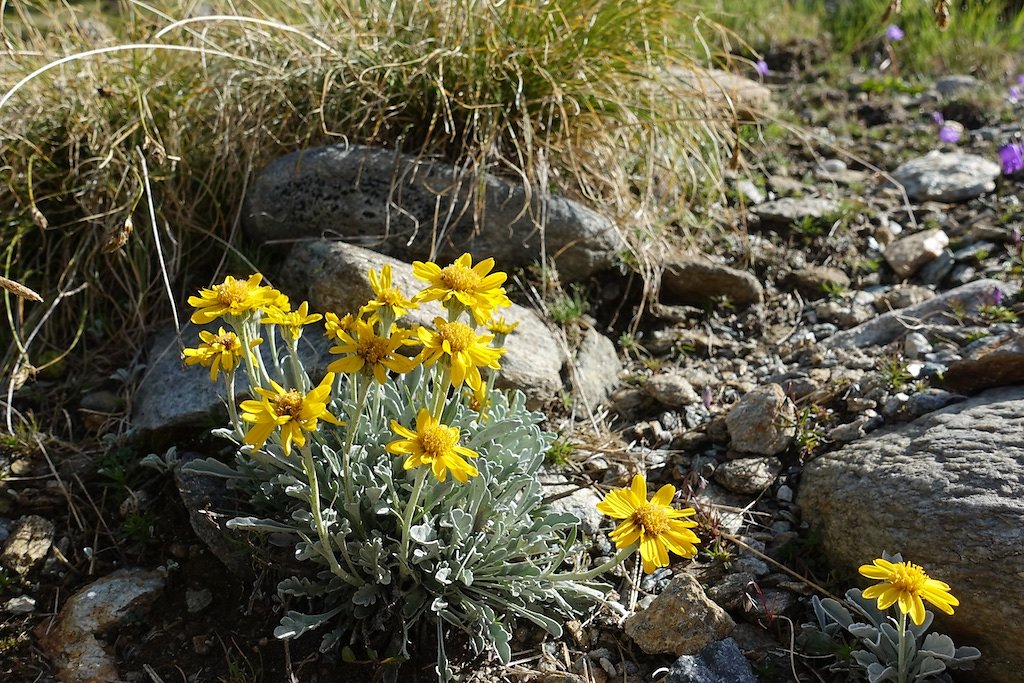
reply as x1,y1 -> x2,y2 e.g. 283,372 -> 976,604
624,574 -> 735,655
725,384 -> 794,456
892,151 -> 1000,202
244,144 -> 625,282
0,515 -> 54,576
798,386 -> 1024,683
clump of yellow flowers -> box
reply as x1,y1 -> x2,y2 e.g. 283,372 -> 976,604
182,255 -> 683,681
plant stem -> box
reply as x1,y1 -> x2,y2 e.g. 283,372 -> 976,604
225,369 -> 242,437
286,336 -> 307,391
299,445 -> 344,580
549,545 -> 635,582
897,610 -> 908,683
399,468 -> 429,577
431,364 -> 452,420
341,374 -> 371,536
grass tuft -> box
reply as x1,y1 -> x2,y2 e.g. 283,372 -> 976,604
0,0 -> 744,397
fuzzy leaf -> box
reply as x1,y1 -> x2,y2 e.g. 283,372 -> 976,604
225,517 -> 297,534
488,622 -> 512,664
913,656 -> 946,681
274,608 -> 342,639
920,632 -> 956,659
865,662 -> 897,683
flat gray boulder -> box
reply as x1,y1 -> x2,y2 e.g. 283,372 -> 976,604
892,151 -> 1000,202
798,386 -> 1024,683
243,144 -> 625,282
281,241 -> 564,407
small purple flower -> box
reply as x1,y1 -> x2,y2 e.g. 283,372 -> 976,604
999,142 -> 1024,175
754,59 -> 769,77
938,122 -> 962,144
992,287 -> 1003,307
701,386 -> 714,410
885,25 -> 904,41
1010,85 -> 1022,104
1018,74 -> 1024,86
931,111 -> 945,125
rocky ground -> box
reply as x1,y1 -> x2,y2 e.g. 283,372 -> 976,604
2,47 -> 1023,683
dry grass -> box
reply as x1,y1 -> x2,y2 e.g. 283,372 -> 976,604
0,0 -> 750,403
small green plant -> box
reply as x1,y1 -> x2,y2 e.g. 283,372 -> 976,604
822,281 -> 848,300
977,304 -> 1018,324
800,553 -> 980,683
878,354 -> 912,391
544,437 -> 575,468
794,215 -> 827,240
617,331 -> 647,360
859,76 -> 927,95
793,404 -> 829,457
549,285 -> 589,325
0,568 -> 17,596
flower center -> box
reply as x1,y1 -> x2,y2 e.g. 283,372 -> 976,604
357,336 -> 392,365
890,563 -> 928,593
379,287 -> 405,306
632,503 -> 670,536
419,424 -> 457,460
439,264 -> 481,292
215,280 -> 249,306
273,390 -> 303,419
436,321 -> 475,353
215,332 -> 240,350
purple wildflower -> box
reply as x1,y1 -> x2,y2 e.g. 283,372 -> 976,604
1010,85 -> 1022,104
701,386 -> 714,410
938,122 -> 962,144
931,111 -> 945,125
754,59 -> 769,77
992,287 -> 1003,307
999,143 -> 1024,175
885,25 -> 904,41
1018,74 -> 1024,86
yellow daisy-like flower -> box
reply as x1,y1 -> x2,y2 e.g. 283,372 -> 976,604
486,316 -> 519,336
597,475 -> 700,574
385,408 -> 479,483
239,373 -> 342,456
417,317 -> 504,390
187,274 -> 286,325
859,557 -> 959,626
323,312 -> 356,343
327,319 -> 420,384
412,253 -> 511,321
361,265 -> 418,321
263,301 -> 323,340
183,328 -> 261,382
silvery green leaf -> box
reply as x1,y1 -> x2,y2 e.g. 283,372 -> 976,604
226,517 -> 296,534
488,622 -> 511,664
853,650 -> 881,669
291,509 -> 313,524
913,656 -> 947,681
435,566 -> 453,585
950,646 -> 981,664
353,584 -> 378,606
908,610 -> 934,637
818,597 -> 855,629
182,457 -> 247,478
274,607 -> 343,639
920,632 -> 956,659
865,662 -> 897,683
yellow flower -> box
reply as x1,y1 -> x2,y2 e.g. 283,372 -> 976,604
187,274 -> 286,325
418,317 -> 504,390
324,312 -> 356,343
597,475 -> 700,574
486,316 -> 519,337
412,253 -> 511,321
239,373 -> 342,456
859,558 -> 959,626
327,319 -> 420,384
263,301 -> 323,340
361,265 -> 418,321
183,327 -> 261,382
386,408 -> 479,483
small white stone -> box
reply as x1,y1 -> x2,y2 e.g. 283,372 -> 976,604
4,595 -> 36,613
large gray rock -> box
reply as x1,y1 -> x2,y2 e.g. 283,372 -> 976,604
892,151 -> 1000,202
660,258 -> 763,308
243,144 -> 625,282
798,386 -> 1024,683
282,240 -> 564,406
943,332 -> 1024,394
624,574 -> 735,655
725,384 -> 794,456
751,197 -> 840,228
572,328 -> 622,411
36,569 -> 165,683
821,279 -> 1018,350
